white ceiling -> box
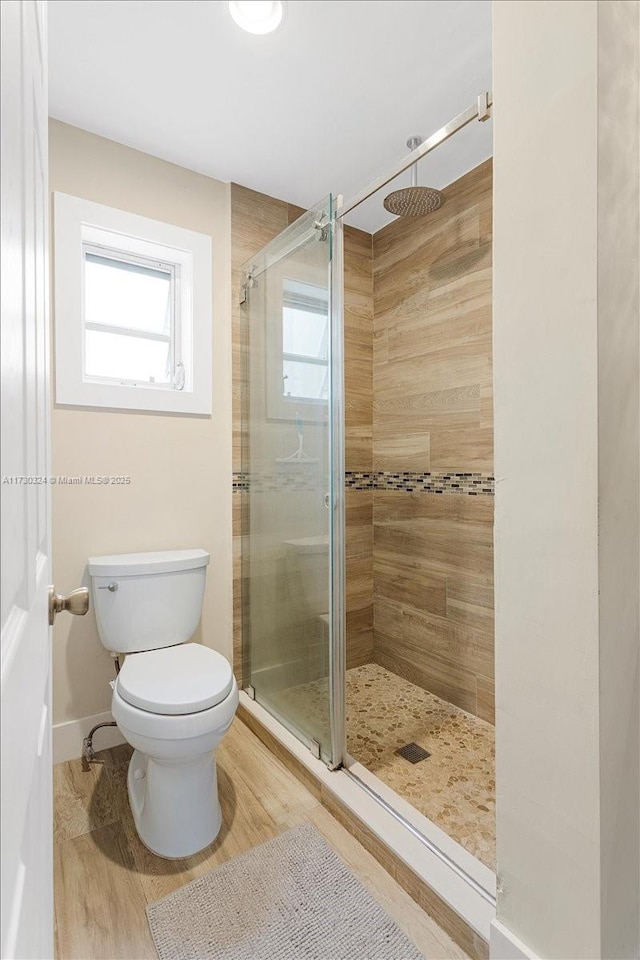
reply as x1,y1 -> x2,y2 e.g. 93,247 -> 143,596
48,0 -> 492,233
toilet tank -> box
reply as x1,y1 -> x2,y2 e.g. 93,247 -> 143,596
88,549 -> 210,654
284,535 -> 329,617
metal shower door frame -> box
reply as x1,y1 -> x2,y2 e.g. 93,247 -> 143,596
328,198 -> 347,769
336,92 -> 492,221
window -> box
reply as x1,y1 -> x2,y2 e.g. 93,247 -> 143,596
265,276 -> 329,422
54,193 -> 212,414
83,248 -> 177,387
281,279 -> 329,402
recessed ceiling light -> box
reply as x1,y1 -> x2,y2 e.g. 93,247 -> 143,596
228,1 -> 286,35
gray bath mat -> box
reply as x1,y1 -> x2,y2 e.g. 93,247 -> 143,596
147,822 -> 425,960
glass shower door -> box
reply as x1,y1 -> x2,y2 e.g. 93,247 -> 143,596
241,196 -> 343,765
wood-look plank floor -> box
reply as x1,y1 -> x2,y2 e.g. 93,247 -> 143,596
54,718 -> 468,960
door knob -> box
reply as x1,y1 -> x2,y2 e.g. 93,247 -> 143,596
48,586 -> 90,626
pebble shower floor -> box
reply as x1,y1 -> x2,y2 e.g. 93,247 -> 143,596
274,662 -> 495,870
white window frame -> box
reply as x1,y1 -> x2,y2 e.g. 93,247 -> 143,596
53,192 -> 212,415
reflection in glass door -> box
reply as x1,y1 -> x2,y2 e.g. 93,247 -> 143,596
241,197 -> 343,765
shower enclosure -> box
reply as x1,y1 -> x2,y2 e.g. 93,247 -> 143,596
240,94 -> 494,886
240,195 -> 344,767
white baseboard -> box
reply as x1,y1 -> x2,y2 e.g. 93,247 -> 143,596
490,919 -> 539,960
53,710 -> 125,764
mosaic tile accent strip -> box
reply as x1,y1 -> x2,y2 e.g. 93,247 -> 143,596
345,471 -> 494,495
233,470 -> 494,496
232,471 -> 322,493
272,663 -> 495,870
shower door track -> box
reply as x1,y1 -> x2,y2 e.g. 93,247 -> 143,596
343,766 -> 496,907
334,92 -> 492,222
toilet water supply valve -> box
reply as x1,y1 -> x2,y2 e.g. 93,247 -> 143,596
81,655 -> 120,770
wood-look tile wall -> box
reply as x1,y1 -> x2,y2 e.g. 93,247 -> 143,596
231,184 -> 289,688
372,160 -> 494,723
231,185 -> 374,685
231,164 -> 493,722
343,226 -> 374,669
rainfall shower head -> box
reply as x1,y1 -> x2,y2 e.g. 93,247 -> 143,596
383,136 -> 444,218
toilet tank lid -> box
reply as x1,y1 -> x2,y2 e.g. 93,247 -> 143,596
88,549 -> 210,577
283,535 -> 329,554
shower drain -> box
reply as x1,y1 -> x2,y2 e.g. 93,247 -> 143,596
395,742 -> 431,764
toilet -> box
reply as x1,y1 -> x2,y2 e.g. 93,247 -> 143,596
88,548 -> 238,859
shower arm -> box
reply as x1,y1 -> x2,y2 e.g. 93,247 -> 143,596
407,135 -> 422,189
335,91 -> 492,221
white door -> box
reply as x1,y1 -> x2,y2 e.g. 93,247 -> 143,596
1,2 -> 52,957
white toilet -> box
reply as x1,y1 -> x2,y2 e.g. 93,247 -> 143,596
88,548 -> 238,859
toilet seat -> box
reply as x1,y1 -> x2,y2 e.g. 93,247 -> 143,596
116,643 -> 233,716
111,677 -> 239,742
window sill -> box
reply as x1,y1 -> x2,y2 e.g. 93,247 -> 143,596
55,379 -> 211,416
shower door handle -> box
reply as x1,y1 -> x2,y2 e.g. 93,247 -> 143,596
323,493 -> 330,509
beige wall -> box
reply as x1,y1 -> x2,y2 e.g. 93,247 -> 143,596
493,2 -> 600,954
49,121 -> 232,731
493,1 -> 639,957
372,161 -> 494,722
597,1 -> 640,955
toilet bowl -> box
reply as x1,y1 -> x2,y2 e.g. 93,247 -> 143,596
88,549 -> 238,859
